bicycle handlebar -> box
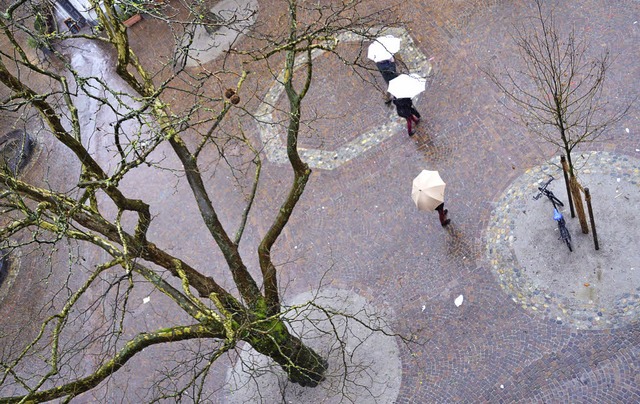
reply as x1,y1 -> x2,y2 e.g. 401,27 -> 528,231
533,175 -> 555,200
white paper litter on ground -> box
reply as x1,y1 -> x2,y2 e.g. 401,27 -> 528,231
454,295 -> 464,307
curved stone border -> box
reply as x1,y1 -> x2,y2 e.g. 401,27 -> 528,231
255,27 -> 432,170
485,151 -> 640,330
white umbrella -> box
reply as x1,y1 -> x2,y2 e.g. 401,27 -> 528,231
367,35 -> 401,62
388,74 -> 426,99
411,170 -> 446,211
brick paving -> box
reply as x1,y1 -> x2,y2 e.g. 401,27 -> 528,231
232,0 -> 640,402
2,0 -> 639,402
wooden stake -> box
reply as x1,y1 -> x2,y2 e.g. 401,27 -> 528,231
584,188 -> 600,250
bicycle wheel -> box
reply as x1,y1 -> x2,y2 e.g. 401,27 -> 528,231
564,235 -> 572,252
560,225 -> 572,252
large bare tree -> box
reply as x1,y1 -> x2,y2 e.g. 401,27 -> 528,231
0,0 -> 401,401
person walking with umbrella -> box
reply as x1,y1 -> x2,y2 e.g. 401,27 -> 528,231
368,35 -> 401,104
412,170 -> 451,226
376,58 -> 398,104
435,203 -> 450,227
388,74 -> 426,136
392,97 -> 421,136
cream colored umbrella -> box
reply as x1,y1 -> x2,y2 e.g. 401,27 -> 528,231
411,170 -> 446,211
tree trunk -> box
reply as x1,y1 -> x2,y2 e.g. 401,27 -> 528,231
569,175 -> 589,234
246,320 -> 328,387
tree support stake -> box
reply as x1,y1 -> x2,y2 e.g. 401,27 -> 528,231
584,187 -> 600,250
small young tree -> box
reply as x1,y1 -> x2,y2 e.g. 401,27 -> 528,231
486,0 -> 631,232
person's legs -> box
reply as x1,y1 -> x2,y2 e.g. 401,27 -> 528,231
435,203 -> 450,226
406,118 -> 415,136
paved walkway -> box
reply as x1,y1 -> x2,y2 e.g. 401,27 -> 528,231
220,0 -> 640,401
2,0 -> 639,402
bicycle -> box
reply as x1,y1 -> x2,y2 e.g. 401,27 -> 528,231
533,176 -> 564,207
533,176 -> 572,252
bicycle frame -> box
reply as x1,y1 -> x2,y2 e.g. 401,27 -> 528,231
553,207 -> 573,252
533,176 -> 564,207
534,176 -> 572,252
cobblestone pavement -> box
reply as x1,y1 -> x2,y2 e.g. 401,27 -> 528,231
2,0 -> 640,402
486,151 -> 640,332
233,0 -> 640,402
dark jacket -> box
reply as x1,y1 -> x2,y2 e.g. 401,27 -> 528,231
376,59 -> 398,83
393,98 -> 417,118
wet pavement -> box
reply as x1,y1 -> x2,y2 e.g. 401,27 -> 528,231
2,0 -> 640,402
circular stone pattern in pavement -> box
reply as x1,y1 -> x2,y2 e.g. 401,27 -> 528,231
225,288 -> 401,403
485,151 -> 640,330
